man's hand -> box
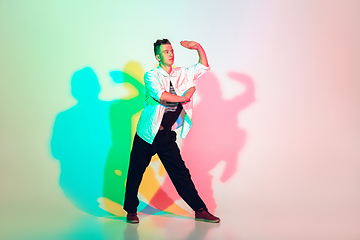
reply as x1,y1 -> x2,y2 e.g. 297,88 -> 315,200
183,86 -> 196,102
180,41 -> 200,50
180,40 -> 209,67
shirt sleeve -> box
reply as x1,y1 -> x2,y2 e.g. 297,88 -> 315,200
144,71 -> 166,102
185,62 -> 211,81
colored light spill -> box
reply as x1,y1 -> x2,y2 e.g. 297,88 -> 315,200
51,62 -> 247,218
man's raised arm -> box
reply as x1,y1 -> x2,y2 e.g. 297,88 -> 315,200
180,41 -> 209,67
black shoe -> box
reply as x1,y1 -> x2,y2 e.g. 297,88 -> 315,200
127,212 -> 139,224
195,208 -> 220,223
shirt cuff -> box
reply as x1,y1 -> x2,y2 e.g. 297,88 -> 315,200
197,62 -> 211,71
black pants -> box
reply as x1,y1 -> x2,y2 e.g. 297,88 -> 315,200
123,130 -> 206,213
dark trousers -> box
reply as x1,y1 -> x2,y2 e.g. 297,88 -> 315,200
123,130 -> 207,213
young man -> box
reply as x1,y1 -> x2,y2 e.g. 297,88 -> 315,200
123,39 -> 220,224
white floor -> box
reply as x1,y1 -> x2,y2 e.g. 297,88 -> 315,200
2,203 -> 359,240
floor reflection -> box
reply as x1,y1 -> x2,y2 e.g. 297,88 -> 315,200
10,214 -> 225,240
5,210 -> 351,240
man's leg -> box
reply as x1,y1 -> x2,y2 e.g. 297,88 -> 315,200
123,134 -> 153,214
157,130 -> 220,223
157,130 -> 207,211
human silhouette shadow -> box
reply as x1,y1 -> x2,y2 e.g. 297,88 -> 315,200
51,63 -> 212,218
102,62 -> 183,216
161,71 -> 255,213
101,62 -> 146,215
50,67 -> 113,217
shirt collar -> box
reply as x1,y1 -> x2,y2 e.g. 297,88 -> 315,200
157,65 -> 174,77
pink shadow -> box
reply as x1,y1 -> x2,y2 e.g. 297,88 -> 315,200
161,71 -> 255,212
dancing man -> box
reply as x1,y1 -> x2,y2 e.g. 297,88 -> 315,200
123,39 -> 220,224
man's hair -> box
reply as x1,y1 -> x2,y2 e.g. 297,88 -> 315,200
154,39 -> 171,56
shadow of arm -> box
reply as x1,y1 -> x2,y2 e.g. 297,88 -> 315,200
227,72 -> 256,109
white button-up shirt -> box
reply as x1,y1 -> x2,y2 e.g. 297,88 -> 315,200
136,62 -> 210,144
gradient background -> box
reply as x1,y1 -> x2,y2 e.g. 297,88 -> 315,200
1,0 -> 360,239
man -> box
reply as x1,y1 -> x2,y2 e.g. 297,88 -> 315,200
123,39 -> 220,224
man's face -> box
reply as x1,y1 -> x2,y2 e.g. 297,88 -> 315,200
157,44 -> 174,66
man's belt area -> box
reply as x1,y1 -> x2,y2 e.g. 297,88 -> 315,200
159,126 -> 171,131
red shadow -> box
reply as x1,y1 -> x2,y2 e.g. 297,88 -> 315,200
160,71 -> 255,212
